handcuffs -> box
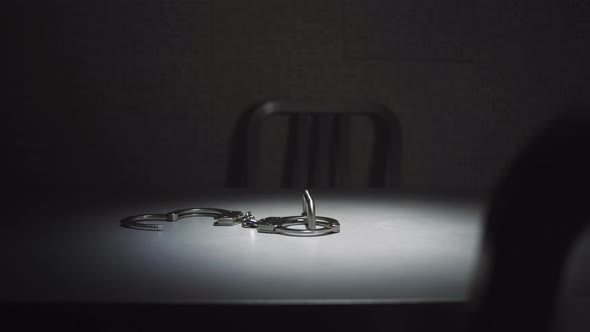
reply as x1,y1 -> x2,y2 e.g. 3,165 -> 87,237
120,190 -> 340,237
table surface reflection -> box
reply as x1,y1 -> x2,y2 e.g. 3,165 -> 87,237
5,189 -> 487,304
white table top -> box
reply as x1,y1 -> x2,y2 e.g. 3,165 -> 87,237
4,189 -> 492,304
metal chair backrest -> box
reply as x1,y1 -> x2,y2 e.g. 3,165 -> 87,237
227,100 -> 401,188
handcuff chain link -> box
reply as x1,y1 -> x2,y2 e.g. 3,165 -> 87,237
240,211 -> 258,228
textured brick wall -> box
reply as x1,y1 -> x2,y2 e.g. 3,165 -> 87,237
17,0 -> 590,192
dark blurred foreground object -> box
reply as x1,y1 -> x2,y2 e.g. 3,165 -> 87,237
227,100 -> 401,188
472,107 -> 590,332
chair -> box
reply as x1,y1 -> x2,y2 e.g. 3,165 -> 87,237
471,107 -> 590,332
226,100 -> 401,188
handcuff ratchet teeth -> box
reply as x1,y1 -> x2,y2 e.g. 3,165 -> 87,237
120,190 -> 340,237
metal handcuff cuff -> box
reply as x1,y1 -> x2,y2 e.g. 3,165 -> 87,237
120,190 -> 340,237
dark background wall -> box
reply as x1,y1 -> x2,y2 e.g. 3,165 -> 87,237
17,0 -> 589,194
